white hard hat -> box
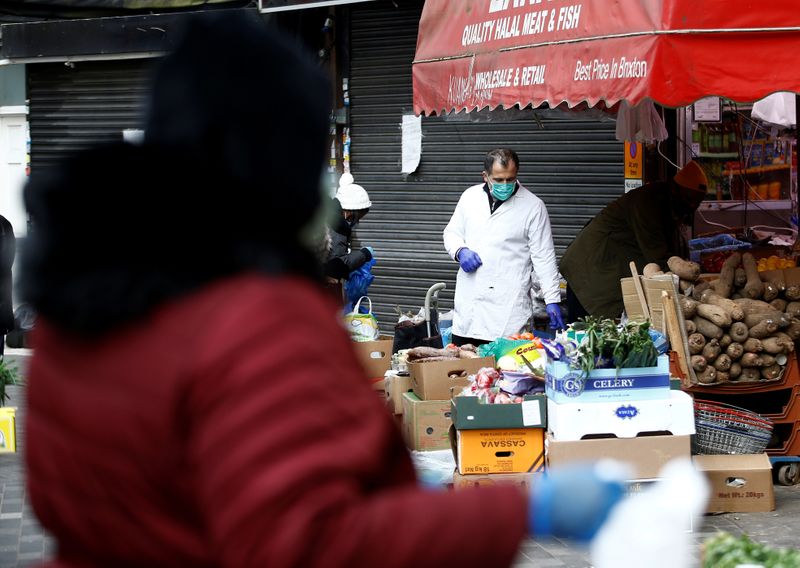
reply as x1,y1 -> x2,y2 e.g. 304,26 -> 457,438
335,173 -> 372,210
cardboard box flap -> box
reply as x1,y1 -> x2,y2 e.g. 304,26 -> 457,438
451,394 -> 547,430
693,453 -> 772,472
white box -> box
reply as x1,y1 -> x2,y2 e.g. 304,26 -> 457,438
547,390 -> 695,441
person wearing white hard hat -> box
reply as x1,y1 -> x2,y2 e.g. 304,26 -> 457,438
325,172 -> 374,285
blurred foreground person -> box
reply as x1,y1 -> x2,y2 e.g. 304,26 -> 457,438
21,11 -> 623,568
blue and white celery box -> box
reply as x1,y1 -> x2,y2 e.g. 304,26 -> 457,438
545,354 -> 671,404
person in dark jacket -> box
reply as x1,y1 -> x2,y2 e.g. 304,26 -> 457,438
325,172 -> 373,282
21,12 -> 624,568
560,160 -> 708,320
0,215 -> 14,356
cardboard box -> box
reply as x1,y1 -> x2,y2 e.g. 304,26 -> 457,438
0,408 -> 17,453
409,356 -> 494,400
455,427 -> 545,475
545,355 -> 670,403
545,432 -> 691,479
452,469 -> 538,491
451,394 -> 546,430
352,335 -> 393,385
547,389 -> 695,441
384,373 -> 413,415
401,392 -> 452,451
693,453 -> 775,513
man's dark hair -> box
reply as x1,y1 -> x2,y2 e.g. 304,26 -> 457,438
484,148 -> 520,173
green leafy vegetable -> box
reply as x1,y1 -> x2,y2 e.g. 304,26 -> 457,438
703,532 -> 800,568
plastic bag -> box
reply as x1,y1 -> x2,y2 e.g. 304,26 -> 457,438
411,449 -> 456,489
344,256 -> 376,309
344,296 -> 380,342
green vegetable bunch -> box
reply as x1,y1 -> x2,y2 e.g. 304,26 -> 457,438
573,317 -> 659,377
0,359 -> 19,406
703,532 -> 800,568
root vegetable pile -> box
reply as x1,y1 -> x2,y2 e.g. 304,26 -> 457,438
670,252 -> 797,385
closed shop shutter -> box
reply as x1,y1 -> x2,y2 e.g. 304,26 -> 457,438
348,0 -> 625,333
27,59 -> 153,172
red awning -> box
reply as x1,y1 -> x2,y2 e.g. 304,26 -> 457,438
260,0 -> 377,13
412,0 -> 800,115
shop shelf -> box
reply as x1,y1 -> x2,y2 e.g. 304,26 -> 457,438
722,164 -> 791,176
685,354 -> 800,395
697,152 -> 740,159
766,420 -> 800,457
685,385 -> 800,420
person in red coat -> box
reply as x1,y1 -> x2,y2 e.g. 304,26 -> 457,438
20,11 -> 623,568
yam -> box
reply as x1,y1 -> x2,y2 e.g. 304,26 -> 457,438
699,290 -> 745,321
731,292 -> 744,300
786,301 -> 800,318
774,331 -> 795,352
716,371 -> 730,384
679,279 -> 694,293
688,333 -> 706,355
729,362 -> 742,379
763,282 -> 780,302
786,319 -> 800,341
734,267 -> 747,288
667,256 -> 701,282
786,284 -> 800,301
719,334 -> 732,348
726,342 -> 744,360
761,364 -> 782,380
685,320 -> 697,334
769,298 -> 788,312
742,253 -> 765,299
749,320 -> 779,339
692,281 -> 711,301
760,272 -> 786,292
702,339 -> 721,361
696,367 -> 717,384
759,354 -> 777,367
679,296 -> 699,319
740,368 -> 761,382
742,310 -> 791,329
733,298 -> 774,311
740,352 -> 764,367
761,336 -> 789,355
729,322 -> 749,343
713,354 -> 732,371
691,355 -> 707,372
696,303 -> 731,328
742,338 -> 764,353
692,316 -> 723,340
642,262 -> 663,278
712,252 -> 741,299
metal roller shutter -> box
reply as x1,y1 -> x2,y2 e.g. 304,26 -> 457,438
349,0 -> 625,333
27,59 -> 153,172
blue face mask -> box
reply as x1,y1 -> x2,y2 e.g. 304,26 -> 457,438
489,180 -> 516,201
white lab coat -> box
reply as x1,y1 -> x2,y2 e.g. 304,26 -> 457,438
443,183 -> 561,341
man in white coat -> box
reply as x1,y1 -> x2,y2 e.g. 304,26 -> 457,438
443,148 -> 564,346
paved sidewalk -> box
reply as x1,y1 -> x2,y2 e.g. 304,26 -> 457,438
0,348 -> 798,567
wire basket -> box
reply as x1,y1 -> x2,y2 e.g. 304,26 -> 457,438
692,400 -> 774,455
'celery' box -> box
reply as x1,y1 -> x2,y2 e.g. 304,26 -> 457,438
0,407 -> 17,453
545,354 -> 671,404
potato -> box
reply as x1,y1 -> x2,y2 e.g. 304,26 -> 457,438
761,364 -> 782,380
679,279 -> 694,293
761,336 -> 789,355
692,316 -> 723,340
702,339 -> 721,361
734,267 -> 747,288
769,298 -> 787,312
774,332 -> 796,352
668,256 -> 701,282
696,367 -> 717,384
729,322 -> 749,343
786,301 -> 800,318
713,354 -> 732,371
742,253 -> 764,299
760,354 -> 777,367
691,355 -> 707,372
688,333 -> 706,355
716,371 -> 730,384
692,281 -> 711,301
749,320 -> 779,339
719,334 -> 732,348
729,362 -> 742,379
785,319 -> 800,341
726,342 -> 744,360
696,303 -> 732,328
679,296 -> 699,319
642,262 -> 663,277
740,352 -> 764,367
685,319 -> 697,334
740,368 -> 761,382
742,338 -> 763,353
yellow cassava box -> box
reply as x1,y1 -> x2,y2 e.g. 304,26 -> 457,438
0,407 -> 17,453
455,427 -> 545,475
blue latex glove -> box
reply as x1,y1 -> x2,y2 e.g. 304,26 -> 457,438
529,463 -> 626,542
457,248 -> 482,273
361,246 -> 375,261
546,303 -> 565,330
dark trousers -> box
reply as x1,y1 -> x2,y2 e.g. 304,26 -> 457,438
566,286 -> 589,324
451,333 -> 491,347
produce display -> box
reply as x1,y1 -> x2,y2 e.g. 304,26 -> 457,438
675,252 -> 798,385
571,317 -> 659,376
460,366 -> 544,404
703,532 -> 800,568
406,345 -> 480,362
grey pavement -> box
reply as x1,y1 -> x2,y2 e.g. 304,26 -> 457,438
0,348 -> 798,567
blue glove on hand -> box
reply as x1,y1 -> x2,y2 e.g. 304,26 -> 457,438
361,246 -> 375,261
546,303 -> 565,330
529,464 -> 626,542
457,248 -> 482,273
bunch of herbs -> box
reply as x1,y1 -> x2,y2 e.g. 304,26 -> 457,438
572,317 -> 658,377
